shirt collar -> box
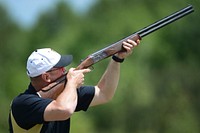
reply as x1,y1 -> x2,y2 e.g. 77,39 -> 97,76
25,83 -> 37,94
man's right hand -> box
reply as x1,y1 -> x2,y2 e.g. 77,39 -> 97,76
67,68 -> 91,88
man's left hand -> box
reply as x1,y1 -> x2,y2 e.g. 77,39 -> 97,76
116,39 -> 140,59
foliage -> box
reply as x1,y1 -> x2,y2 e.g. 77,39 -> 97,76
0,0 -> 200,132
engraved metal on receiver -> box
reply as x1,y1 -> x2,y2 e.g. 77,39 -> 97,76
90,52 -> 107,63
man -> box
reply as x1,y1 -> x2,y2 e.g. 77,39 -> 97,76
9,39 -> 139,133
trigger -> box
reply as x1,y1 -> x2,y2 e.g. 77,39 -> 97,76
88,66 -> 94,71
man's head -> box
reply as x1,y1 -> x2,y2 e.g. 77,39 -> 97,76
26,48 -> 73,78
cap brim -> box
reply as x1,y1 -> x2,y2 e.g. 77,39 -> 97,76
54,55 -> 73,67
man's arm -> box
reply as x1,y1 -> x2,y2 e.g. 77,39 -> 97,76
43,68 -> 91,121
90,39 -> 140,106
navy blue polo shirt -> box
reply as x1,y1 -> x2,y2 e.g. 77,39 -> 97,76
9,84 -> 95,133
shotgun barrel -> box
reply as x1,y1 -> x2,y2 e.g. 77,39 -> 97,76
138,5 -> 194,37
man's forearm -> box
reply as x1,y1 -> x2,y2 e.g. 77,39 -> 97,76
97,59 -> 121,101
56,82 -> 78,112
44,82 -> 78,121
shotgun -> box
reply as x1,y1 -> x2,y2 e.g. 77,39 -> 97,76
76,5 -> 194,69
41,5 -> 194,92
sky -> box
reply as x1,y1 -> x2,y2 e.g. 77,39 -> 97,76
0,0 -> 97,29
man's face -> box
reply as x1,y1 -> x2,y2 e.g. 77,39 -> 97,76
46,67 -> 66,82
38,67 -> 67,99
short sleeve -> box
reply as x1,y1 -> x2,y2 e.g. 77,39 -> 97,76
75,86 -> 95,111
11,94 -> 52,129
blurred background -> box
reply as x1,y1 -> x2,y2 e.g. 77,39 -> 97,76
0,0 -> 200,132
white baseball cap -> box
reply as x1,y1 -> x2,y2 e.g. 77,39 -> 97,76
26,48 -> 73,77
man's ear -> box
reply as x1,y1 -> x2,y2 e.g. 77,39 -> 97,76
41,73 -> 51,83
